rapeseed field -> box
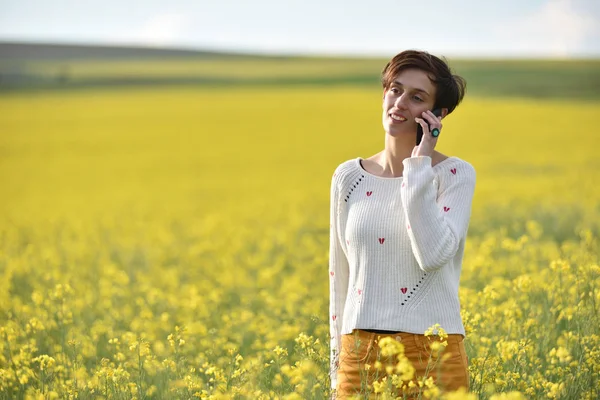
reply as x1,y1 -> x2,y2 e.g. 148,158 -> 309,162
0,85 -> 598,399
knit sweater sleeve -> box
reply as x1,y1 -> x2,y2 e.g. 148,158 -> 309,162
400,156 -> 476,273
329,170 -> 350,390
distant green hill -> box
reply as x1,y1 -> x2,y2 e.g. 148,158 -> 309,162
0,41 -> 267,60
1,41 -> 599,100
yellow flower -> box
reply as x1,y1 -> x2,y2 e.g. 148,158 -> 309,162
273,346 -> 288,357
444,387 -> 477,400
489,392 -> 526,400
378,336 -> 405,357
546,382 -> 565,399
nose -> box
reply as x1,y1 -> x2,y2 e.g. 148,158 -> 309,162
394,92 -> 409,109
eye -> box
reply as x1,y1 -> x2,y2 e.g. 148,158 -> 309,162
413,95 -> 424,102
390,88 -> 399,94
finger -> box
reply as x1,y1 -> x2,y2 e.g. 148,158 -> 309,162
426,109 -> 442,121
421,125 -> 440,143
415,117 -> 428,133
422,111 -> 442,128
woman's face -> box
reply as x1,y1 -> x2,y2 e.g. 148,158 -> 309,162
382,68 -> 437,137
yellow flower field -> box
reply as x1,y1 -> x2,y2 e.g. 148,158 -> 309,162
0,86 -> 598,399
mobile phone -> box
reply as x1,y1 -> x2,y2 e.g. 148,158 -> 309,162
416,108 -> 443,145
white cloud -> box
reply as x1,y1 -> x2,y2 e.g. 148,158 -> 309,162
129,13 -> 190,47
494,0 -> 598,56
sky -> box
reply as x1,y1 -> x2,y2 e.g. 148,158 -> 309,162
1,0 -> 599,58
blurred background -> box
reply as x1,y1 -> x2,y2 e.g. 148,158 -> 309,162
1,0 -> 600,284
1,0 -> 599,224
1,0 -> 599,92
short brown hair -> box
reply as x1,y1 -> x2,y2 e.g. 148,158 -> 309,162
381,50 -> 466,114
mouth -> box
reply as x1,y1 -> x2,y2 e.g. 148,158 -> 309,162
389,113 -> 408,123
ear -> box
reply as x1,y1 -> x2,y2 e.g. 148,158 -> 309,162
441,108 -> 449,119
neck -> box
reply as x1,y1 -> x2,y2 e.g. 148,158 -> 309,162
380,132 -> 417,177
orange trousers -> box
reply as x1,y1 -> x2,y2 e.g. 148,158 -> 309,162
336,329 -> 469,399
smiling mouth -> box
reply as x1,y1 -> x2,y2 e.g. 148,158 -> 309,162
390,114 -> 407,122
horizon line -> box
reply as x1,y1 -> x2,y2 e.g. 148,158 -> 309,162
2,38 -> 600,60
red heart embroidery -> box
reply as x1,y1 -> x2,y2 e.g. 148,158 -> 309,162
346,240 -> 349,245
378,238 -> 385,244
401,288 -> 408,294
367,191 -> 372,196
407,224 -> 411,230
451,168 -> 456,175
330,271 -> 334,277
444,207 -> 450,212
402,182 -> 405,188
332,315 -> 337,321
357,289 -> 362,295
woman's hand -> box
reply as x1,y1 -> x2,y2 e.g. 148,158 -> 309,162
412,110 -> 443,158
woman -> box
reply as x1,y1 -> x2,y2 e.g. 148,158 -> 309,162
329,50 -> 475,399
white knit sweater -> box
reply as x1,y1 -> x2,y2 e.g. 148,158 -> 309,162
328,155 -> 476,389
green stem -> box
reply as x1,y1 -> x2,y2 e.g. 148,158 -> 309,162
138,341 -> 144,399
